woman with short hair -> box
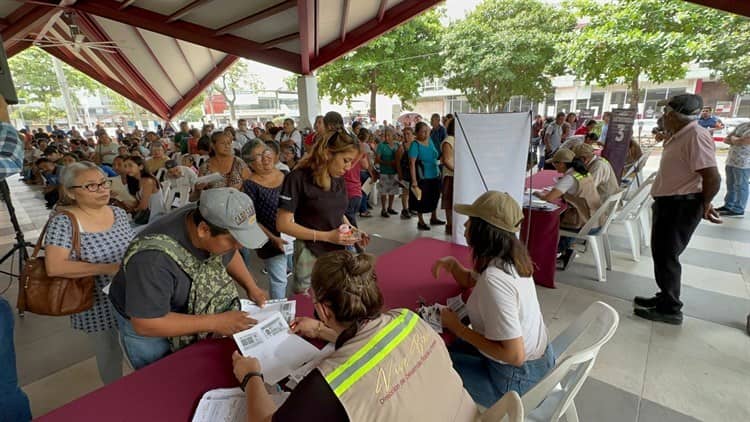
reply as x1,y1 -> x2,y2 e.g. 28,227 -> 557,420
434,191 -> 553,407
277,112 -> 369,293
231,251 -> 478,422
241,139 -> 289,299
43,162 -> 135,384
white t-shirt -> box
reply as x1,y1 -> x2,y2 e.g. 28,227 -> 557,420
235,130 -> 253,149
276,130 -> 302,150
553,168 -> 578,195
466,260 -> 548,364
165,166 -> 197,192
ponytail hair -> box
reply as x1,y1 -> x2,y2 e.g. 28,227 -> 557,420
567,157 -> 589,175
296,111 -> 358,191
310,251 -> 384,349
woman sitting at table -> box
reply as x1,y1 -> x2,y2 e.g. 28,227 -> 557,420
277,111 -> 369,294
433,191 -> 553,408
534,148 -> 601,269
231,251 -> 479,422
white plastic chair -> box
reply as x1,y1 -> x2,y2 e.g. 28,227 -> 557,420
559,190 -> 624,282
611,175 -> 655,262
154,167 -> 167,183
147,188 -> 168,224
480,391 -> 524,422
523,301 -> 619,422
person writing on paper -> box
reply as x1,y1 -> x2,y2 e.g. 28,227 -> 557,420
43,162 -> 135,384
108,188 -> 269,369
231,251 -> 478,422
409,121 -> 444,231
534,148 -> 601,269
433,191 -> 553,407
277,111 -> 369,294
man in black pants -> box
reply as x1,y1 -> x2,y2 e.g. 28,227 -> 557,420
634,94 -> 722,325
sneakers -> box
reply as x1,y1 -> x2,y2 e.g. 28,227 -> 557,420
719,209 -> 744,217
633,307 -> 683,325
401,210 -> 412,219
387,208 -> 398,215
380,210 -> 390,218
417,222 -> 430,231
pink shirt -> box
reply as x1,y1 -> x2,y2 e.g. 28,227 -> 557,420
651,121 -> 716,197
344,160 -> 363,198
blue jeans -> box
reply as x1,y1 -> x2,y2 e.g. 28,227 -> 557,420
724,166 -> 750,214
345,196 -> 361,227
264,253 -> 288,300
0,298 -> 31,422
113,308 -> 171,370
359,171 -> 371,213
449,340 -> 555,408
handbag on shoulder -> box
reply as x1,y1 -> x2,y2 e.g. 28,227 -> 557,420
17,210 -> 95,316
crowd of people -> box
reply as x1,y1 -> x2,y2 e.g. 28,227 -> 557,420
4,92 -> 748,420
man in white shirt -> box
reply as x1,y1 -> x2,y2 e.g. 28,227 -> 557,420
275,118 -> 302,155
164,159 -> 197,193
235,119 -> 253,150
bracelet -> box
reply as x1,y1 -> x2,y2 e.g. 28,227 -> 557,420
315,320 -> 322,337
313,230 -> 317,243
240,371 -> 264,391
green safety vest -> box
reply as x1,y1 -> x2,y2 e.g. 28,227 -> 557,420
123,234 -> 240,351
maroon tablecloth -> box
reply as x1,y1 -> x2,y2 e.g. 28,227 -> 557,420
522,170 -> 564,288
36,238 -> 472,422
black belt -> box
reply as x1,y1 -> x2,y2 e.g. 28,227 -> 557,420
655,193 -> 702,201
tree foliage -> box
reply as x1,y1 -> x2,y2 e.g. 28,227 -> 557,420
442,0 -> 575,112
563,0 -> 709,108
697,11 -> 750,94
316,9 -> 444,118
283,75 -> 298,92
9,47 -> 99,124
212,60 -> 264,121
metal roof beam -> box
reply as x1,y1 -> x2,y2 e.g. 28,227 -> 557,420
261,32 -> 298,49
166,0 -> 216,23
213,0 -> 296,37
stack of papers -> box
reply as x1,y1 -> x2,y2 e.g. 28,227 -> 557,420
240,299 -> 296,324
233,312 -> 323,384
192,387 -> 289,422
523,195 -> 559,211
417,294 -> 469,334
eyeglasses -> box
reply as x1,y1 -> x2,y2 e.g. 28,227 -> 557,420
71,179 -> 113,192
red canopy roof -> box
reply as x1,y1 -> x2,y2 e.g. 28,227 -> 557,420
1,0 -> 441,120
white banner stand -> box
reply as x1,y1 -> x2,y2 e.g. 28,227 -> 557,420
452,112 -> 531,245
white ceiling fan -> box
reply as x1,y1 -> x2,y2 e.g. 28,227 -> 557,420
12,10 -> 122,54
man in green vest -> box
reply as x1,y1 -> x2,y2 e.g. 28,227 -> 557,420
109,188 -> 268,369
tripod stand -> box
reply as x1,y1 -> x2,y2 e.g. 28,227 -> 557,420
0,179 -> 34,310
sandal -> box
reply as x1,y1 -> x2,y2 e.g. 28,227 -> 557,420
359,211 -> 372,218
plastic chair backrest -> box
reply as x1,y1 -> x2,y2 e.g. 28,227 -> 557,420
480,391 -> 523,422
147,188 -> 167,224
577,190 -> 623,236
522,301 -> 619,421
155,167 -> 167,183
617,179 -> 654,220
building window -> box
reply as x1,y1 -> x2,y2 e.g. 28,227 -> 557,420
610,91 -> 626,109
556,100 -> 572,114
643,88 -> 668,118
588,92 -> 605,117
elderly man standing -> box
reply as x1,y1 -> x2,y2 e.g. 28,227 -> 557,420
634,94 -> 722,325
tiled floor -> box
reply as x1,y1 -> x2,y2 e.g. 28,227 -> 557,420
2,149 -> 750,421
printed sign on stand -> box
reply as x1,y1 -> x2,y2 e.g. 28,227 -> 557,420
602,108 -> 637,181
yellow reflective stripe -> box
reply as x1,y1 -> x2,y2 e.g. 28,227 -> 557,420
573,172 -> 586,180
325,309 -> 409,385
331,311 -> 419,397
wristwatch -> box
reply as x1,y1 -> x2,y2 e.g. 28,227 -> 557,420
240,371 -> 264,391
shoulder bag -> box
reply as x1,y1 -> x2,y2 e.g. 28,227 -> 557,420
17,211 -> 96,316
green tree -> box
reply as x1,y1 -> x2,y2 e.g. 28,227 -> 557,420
442,0 -> 574,112
9,47 -> 99,125
316,10 -> 444,118
564,0 -> 708,109
177,93 -> 206,122
283,75 -> 298,92
212,60 -> 264,122
697,11 -> 750,95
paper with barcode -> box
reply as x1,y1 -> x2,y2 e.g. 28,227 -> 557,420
240,299 -> 296,324
281,233 -> 295,255
232,312 -> 322,384
192,387 -> 289,422
446,294 -> 469,320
